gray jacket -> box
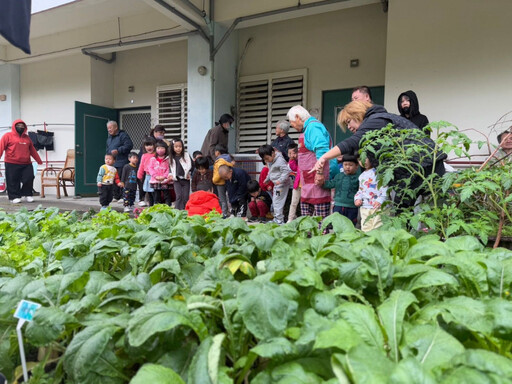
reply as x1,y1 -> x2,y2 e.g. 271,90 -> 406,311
265,151 -> 291,187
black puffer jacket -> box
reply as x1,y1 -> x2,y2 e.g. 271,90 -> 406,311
336,105 -> 446,183
397,90 -> 430,132
337,105 -> 417,156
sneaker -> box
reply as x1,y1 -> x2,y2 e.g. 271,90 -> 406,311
123,207 -> 131,213
138,201 -> 147,207
11,198 -> 22,204
25,196 -> 34,203
272,219 -> 284,225
100,206 -> 108,211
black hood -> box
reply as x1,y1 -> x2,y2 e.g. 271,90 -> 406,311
397,90 -> 421,117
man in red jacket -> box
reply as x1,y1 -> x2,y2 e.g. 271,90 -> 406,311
0,119 -> 42,203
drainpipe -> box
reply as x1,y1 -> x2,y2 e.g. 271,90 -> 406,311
211,0 -> 350,59
81,31 -> 198,63
152,0 -> 210,43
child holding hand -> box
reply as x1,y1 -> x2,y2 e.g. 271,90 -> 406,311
318,154 -> 360,225
354,156 -> 388,232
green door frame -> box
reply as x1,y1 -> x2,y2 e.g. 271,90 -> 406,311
75,101 -> 118,196
321,86 -> 385,146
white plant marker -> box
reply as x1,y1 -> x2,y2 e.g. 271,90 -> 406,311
14,300 -> 41,382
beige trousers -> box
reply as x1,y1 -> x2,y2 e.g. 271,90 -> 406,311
287,187 -> 301,222
360,207 -> 383,232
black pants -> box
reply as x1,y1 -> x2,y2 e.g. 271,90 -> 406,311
123,189 -> 137,207
153,189 -> 171,205
333,206 -> 359,225
5,162 -> 34,200
99,184 -> 114,207
393,161 -> 446,210
231,197 -> 248,217
113,166 -> 124,200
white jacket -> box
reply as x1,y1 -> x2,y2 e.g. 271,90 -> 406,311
169,152 -> 193,180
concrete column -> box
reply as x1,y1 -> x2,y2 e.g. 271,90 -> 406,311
212,23 -> 238,154
0,64 -> 21,129
187,34 -> 213,153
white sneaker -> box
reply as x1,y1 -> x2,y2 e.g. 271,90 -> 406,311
123,207 -> 131,213
11,198 -> 22,204
138,201 -> 147,207
25,196 -> 34,203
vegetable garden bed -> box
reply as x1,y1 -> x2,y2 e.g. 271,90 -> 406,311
1,205 -> 512,383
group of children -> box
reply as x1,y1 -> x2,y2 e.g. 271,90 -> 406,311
97,136 -> 388,231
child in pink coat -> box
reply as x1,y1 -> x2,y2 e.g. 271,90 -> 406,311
147,140 -> 172,205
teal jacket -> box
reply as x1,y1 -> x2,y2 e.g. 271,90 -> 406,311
303,117 -> 339,178
323,171 -> 360,208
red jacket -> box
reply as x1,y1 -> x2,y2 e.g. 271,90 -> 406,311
186,191 -> 222,216
259,166 -> 274,191
0,119 -> 42,165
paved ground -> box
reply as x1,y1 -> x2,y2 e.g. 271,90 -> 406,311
0,193 -> 126,214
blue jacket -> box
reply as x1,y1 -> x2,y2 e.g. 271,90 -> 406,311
226,167 -> 251,204
106,130 -> 133,168
303,117 -> 338,179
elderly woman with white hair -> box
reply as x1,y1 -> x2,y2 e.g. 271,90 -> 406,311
287,105 -> 338,219
271,120 -> 295,162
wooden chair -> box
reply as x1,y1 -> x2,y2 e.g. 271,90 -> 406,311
41,149 -> 75,199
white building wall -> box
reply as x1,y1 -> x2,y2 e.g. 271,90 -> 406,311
385,0 -> 512,151
113,40 -> 188,118
91,58 -> 114,108
20,54 -> 91,161
19,54 -> 91,193
237,3 -> 387,111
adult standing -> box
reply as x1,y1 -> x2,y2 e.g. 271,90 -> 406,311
0,119 -> 42,203
286,105 -> 337,220
351,86 -> 373,103
312,101 -> 445,209
271,120 -> 294,162
397,90 -> 430,134
201,114 -> 234,164
106,120 -> 133,201
139,125 -> 170,155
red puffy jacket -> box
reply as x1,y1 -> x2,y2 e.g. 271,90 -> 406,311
0,119 -> 42,165
186,191 -> 222,216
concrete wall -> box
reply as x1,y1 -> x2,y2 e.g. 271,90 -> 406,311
187,35 -> 212,154
0,64 -> 20,129
213,24 -> 238,153
20,54 -> 91,162
385,0 -> 512,151
91,58 -> 114,108
113,40 -> 188,116
237,3 -> 387,112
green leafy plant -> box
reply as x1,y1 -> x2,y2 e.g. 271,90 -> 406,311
1,208 -> 512,383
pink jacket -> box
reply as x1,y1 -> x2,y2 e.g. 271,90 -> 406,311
147,156 -> 171,184
289,159 -> 300,190
137,153 -> 154,179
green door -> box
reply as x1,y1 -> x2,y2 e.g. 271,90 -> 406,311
322,86 -> 385,145
75,101 -> 118,196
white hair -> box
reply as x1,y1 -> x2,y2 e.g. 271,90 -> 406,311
276,120 -> 290,133
287,105 -> 311,122
106,120 -> 118,128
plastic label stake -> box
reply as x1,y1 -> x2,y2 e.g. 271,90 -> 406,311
14,300 -> 41,382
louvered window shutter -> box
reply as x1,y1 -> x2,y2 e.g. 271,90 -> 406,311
237,69 -> 307,153
157,84 -> 188,147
